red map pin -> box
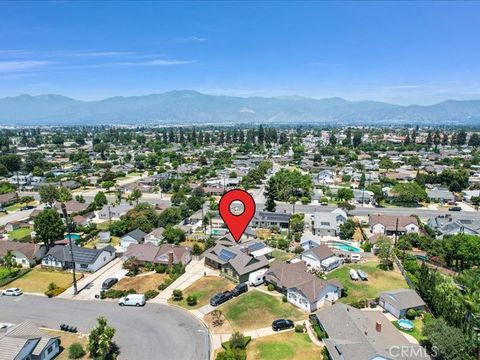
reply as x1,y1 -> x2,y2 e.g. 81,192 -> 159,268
218,189 -> 256,243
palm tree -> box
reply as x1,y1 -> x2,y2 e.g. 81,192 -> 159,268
3,250 -> 16,274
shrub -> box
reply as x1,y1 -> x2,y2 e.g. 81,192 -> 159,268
186,295 -> 197,306
295,324 -> 304,333
313,323 -> 326,340
282,295 -> 287,303
145,290 -> 159,301
172,289 -> 183,301
68,343 -> 86,359
158,283 -> 168,290
44,283 -> 66,297
349,299 -> 368,309
155,264 -> 168,274
101,288 -> 136,299
267,284 -> 275,291
406,309 -> 417,320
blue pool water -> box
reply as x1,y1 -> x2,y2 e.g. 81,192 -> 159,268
65,233 -> 81,241
330,241 -> 362,252
397,319 -> 414,330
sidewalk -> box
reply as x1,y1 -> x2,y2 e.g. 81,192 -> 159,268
151,259 -> 219,303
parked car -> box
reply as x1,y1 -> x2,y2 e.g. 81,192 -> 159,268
20,205 -> 35,211
349,269 -> 359,281
101,277 -> 118,291
118,294 -> 145,307
231,283 -> 248,297
449,206 -> 462,211
357,269 -> 368,281
210,291 -> 233,306
272,319 -> 294,331
2,288 -> 23,296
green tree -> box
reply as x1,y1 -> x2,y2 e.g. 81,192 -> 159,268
391,182 -> 427,204
163,226 -> 186,244
39,184 -> 59,205
33,208 -> 66,249
377,238 -> 394,269
2,250 -> 16,274
88,317 -> 119,360
337,188 -> 353,201
128,188 -> 142,204
339,219 -> 356,240
264,192 -> 276,212
93,191 -> 108,208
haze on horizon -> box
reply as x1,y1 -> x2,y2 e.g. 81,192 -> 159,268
1,1 -> 480,106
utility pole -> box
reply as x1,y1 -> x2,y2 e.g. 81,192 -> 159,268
61,203 -> 78,295
394,217 -> 399,248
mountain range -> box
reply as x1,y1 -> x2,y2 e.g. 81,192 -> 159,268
0,90 -> 480,126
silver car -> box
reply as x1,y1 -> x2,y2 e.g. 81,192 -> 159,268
2,288 -> 23,296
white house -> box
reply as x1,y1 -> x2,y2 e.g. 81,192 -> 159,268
369,215 -> 420,236
312,209 -> 347,236
288,278 -> 341,312
120,229 -> 146,250
42,245 -> 116,272
144,227 -> 164,245
301,244 -> 342,272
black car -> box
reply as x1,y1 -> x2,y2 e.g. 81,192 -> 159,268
101,278 -> 118,291
272,319 -> 294,331
231,283 -> 248,297
210,291 -> 233,306
449,206 -> 462,212
20,205 -> 35,211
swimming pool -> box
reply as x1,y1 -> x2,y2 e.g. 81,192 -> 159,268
329,241 -> 363,253
65,233 -> 81,241
397,319 -> 414,331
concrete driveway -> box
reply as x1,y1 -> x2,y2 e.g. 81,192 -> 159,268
0,294 -> 210,360
59,259 -> 127,300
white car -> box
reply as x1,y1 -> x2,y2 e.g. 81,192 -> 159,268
2,288 -> 23,296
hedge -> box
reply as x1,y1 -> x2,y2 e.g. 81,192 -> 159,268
0,269 -> 30,287
100,288 -> 137,299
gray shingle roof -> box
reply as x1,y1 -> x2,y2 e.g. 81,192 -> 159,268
46,245 -> 114,264
379,289 -> 426,310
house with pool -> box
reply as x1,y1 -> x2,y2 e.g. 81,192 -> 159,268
301,244 -> 342,272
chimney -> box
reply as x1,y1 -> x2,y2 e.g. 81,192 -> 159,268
168,251 -> 174,268
376,321 -> 382,332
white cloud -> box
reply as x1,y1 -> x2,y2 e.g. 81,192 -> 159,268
0,60 -> 51,73
179,36 -> 208,43
381,84 -> 428,90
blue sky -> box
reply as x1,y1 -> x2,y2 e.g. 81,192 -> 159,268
1,1 -> 480,104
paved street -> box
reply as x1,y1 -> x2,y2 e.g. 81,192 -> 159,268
0,295 -> 210,360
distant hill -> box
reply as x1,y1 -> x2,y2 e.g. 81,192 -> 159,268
0,90 -> 480,126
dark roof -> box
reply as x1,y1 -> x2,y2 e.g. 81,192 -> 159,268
46,245 -> 114,264
302,244 -> 335,261
253,211 -> 291,222
124,229 -> 146,241
379,289 -> 426,310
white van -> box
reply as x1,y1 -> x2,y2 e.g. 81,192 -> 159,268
118,294 -> 146,307
248,268 -> 268,286
349,269 -> 359,281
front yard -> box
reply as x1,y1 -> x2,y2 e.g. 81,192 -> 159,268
113,272 -> 168,293
44,329 -> 89,360
169,275 -> 234,309
7,227 -> 32,240
1,268 -> 83,293
220,290 -> 306,332
246,331 -> 322,360
326,261 -> 408,303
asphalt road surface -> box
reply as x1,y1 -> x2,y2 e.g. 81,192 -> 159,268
0,295 -> 210,360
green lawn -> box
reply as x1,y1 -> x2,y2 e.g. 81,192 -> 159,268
1,268 -> 83,294
221,290 -> 306,332
271,250 -> 295,262
392,317 -> 425,343
246,332 -> 322,360
8,227 -> 32,240
326,261 -> 408,303
0,267 -> 10,279
169,276 -> 234,309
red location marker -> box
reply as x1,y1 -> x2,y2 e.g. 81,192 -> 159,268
219,189 -> 256,243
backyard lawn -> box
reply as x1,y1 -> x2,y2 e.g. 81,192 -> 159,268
170,276 -> 234,309
44,329 -> 89,360
113,273 -> 168,293
271,250 -> 295,262
326,261 -> 408,303
1,268 -> 83,293
246,331 -> 322,360
392,317 -> 425,343
8,227 -> 32,240
221,290 -> 306,332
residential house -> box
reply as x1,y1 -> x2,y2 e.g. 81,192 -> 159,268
265,261 -> 342,312
379,289 -> 427,319
42,245 -> 116,272
312,209 -> 347,236
314,170 -> 335,186
426,188 -> 455,203
315,303 -> 430,360
301,244 -> 342,272
251,211 -> 291,230
54,200 -> 88,215
0,321 -> 60,360
369,215 -> 420,236
124,243 -> 192,266
120,229 -> 146,249
0,241 -> 46,267
144,227 -> 165,245
0,192 -> 17,207
352,189 -> 374,204
203,241 -> 270,283
97,202 -> 133,221
427,214 -> 480,237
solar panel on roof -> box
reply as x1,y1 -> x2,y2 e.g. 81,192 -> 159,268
248,242 -> 264,252
219,249 -> 237,262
